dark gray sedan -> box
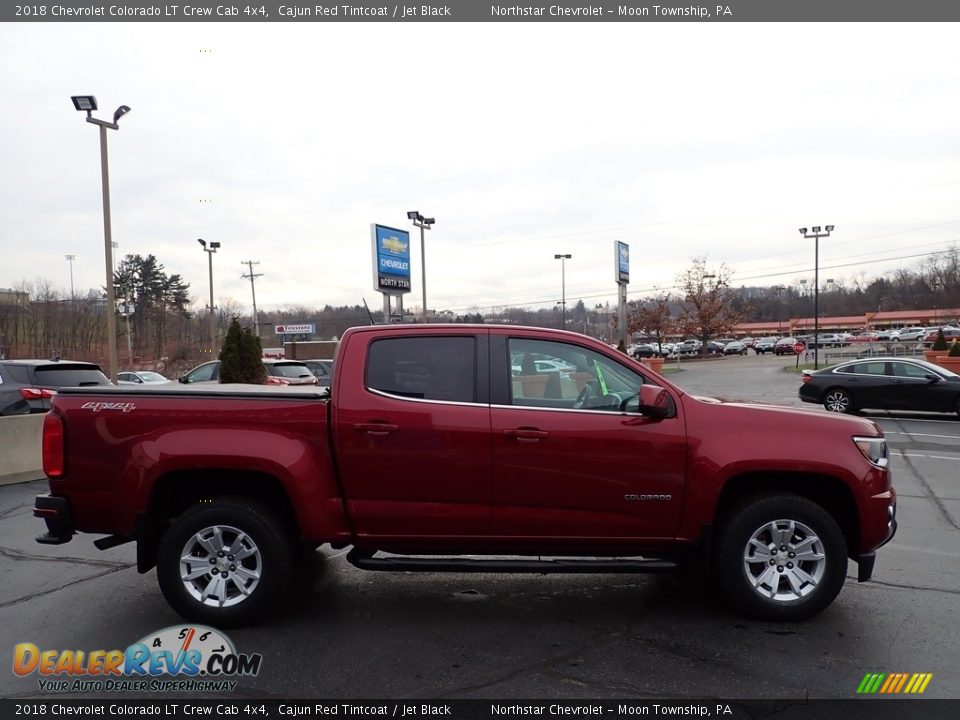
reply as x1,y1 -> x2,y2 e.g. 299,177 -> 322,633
798,357 -> 960,415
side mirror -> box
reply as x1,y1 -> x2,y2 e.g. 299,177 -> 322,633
924,373 -> 941,383
622,384 -> 671,419
178,376 -> 188,384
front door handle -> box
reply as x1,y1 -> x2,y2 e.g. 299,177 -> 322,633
503,428 -> 549,442
354,422 -> 399,436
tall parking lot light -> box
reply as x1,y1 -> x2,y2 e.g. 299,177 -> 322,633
799,225 -> 835,369
407,211 -> 435,322
554,253 -> 572,329
71,95 -> 131,383
198,239 -> 221,353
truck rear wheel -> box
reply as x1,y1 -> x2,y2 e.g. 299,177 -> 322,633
156,497 -> 295,627
717,494 -> 847,621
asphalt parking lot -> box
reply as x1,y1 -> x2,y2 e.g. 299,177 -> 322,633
1,352 -> 958,700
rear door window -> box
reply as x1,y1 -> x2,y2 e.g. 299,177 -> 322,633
366,336 -> 476,403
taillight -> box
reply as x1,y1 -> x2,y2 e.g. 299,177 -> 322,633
265,377 -> 289,385
42,413 -> 65,478
21,388 -> 56,400
801,374 -> 812,384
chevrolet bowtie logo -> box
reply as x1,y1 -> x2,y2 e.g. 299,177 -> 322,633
381,236 -> 408,254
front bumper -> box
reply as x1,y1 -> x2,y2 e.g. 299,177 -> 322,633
857,491 -> 897,582
34,493 -> 74,545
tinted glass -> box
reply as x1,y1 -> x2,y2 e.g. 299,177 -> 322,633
850,362 -> 888,376
139,372 -> 168,382
891,362 -> 932,379
269,363 -> 315,379
366,337 -> 475,403
34,366 -> 110,387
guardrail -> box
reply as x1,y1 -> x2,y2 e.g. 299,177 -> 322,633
823,341 -> 926,362
0,414 -> 43,486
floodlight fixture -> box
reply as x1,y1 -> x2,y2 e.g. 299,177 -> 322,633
407,210 -> 421,221
812,226 -> 821,233
113,105 -> 131,124
71,95 -> 97,112
826,224 -> 835,231
799,228 -> 807,234
209,241 -> 221,250
197,238 -> 207,248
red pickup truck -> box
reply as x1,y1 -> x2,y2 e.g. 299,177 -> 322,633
34,324 -> 896,626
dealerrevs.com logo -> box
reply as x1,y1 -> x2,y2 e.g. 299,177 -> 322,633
856,672 -> 933,695
13,625 -> 262,693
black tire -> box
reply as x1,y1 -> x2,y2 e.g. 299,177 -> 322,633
823,388 -> 854,414
156,497 -> 296,627
716,494 -> 847,621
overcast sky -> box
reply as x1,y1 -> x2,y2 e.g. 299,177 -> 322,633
2,22 -> 959,318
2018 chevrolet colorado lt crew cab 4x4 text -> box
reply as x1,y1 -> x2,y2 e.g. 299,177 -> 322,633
33,324 -> 896,626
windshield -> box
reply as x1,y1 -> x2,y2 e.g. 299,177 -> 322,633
138,371 -> 168,382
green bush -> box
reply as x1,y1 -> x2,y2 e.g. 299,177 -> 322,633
933,328 -> 948,351
219,318 -> 267,384
949,340 -> 960,358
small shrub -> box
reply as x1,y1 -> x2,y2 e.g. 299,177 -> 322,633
933,328 -> 948,351
949,340 -> 960,358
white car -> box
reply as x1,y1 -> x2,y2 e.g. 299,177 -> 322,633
894,327 -> 929,342
117,370 -> 171,385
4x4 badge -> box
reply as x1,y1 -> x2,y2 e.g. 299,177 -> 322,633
81,401 -> 136,413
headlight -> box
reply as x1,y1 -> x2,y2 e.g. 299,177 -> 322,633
853,436 -> 888,468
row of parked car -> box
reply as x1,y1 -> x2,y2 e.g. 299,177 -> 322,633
0,357 -> 335,416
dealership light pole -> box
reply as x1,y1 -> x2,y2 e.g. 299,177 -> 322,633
65,255 -> 76,297
554,253 -> 572,330
407,211 -> 435,322
71,95 -> 131,383
799,225 -> 834,369
198,239 -> 220,354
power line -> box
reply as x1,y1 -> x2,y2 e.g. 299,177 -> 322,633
241,260 -> 263,339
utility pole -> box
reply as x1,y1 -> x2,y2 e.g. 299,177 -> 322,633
242,260 -> 263,339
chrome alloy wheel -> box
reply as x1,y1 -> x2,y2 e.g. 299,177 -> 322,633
824,390 -> 851,413
742,519 -> 826,602
179,524 -> 262,608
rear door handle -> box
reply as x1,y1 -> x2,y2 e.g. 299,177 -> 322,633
503,428 -> 549,442
353,422 -> 399,436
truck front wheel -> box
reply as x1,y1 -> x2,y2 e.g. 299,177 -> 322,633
156,497 -> 295,627
717,494 -> 847,621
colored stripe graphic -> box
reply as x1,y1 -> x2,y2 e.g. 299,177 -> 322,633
856,672 -> 932,694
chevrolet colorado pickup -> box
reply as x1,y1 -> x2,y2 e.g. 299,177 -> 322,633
34,324 -> 896,626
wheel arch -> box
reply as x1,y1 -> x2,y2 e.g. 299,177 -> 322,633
715,471 -> 859,560
136,469 -> 298,573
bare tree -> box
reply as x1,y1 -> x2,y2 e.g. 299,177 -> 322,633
675,258 -> 747,355
628,291 -> 674,354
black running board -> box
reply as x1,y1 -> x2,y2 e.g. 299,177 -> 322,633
346,550 -> 676,574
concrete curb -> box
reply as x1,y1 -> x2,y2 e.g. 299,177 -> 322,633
0,414 -> 43,485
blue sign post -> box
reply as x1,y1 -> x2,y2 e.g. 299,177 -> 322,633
371,224 -> 411,323
614,241 -> 630,349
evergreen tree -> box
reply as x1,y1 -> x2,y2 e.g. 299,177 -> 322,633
219,319 -> 244,383
239,329 -> 267,383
